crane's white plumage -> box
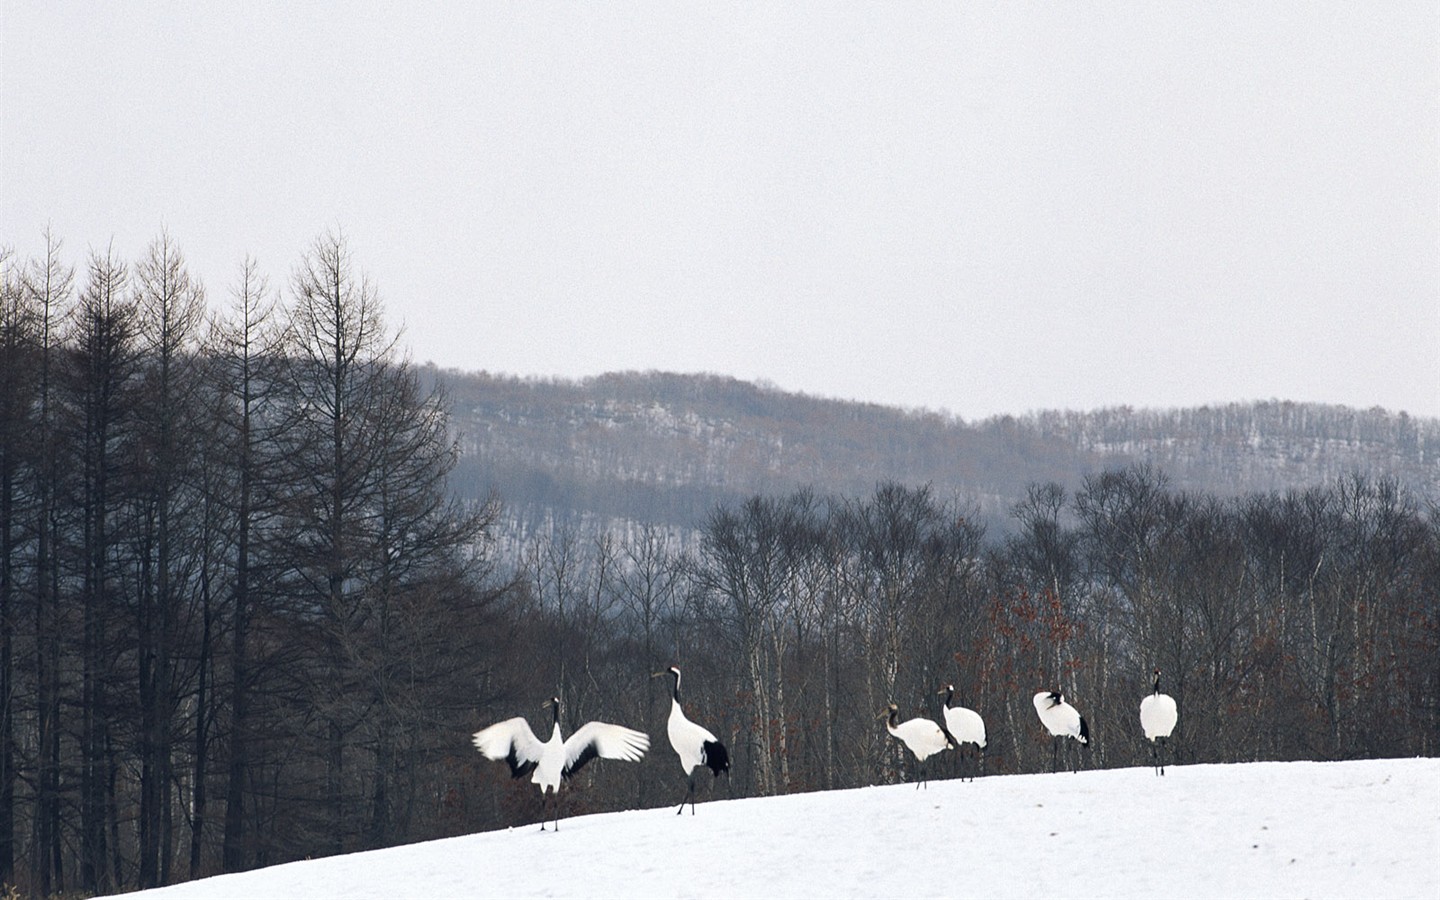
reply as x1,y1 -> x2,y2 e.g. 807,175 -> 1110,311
1032,690 -> 1087,742
1140,668 -> 1178,775
883,702 -> 953,789
938,684 -> 986,781
1033,690 -> 1089,773
472,697 -> 649,830
1139,694 -> 1179,739
655,665 -> 730,814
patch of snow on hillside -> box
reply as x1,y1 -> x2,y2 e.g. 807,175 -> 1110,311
112,758 -> 1438,900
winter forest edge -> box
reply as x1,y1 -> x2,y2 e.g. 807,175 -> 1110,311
0,232 -> 1436,896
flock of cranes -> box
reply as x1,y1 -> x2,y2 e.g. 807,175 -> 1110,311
472,666 -> 1178,829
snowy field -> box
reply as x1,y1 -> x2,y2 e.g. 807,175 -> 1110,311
114,757 -> 1438,900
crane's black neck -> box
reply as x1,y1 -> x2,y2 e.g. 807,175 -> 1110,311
942,686 -> 955,709
887,706 -> 901,729
1152,670 -> 1162,695
549,699 -> 562,729
668,668 -> 682,703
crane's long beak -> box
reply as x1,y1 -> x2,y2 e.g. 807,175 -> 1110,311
650,671 -> 666,679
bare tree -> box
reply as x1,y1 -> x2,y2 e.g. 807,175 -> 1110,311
209,255 -> 282,873
272,231 -> 399,852
20,230 -> 74,895
64,245 -> 139,894
693,496 -> 793,795
269,230 -> 500,855
129,231 -> 208,887
0,246 -> 35,888
616,523 -> 686,805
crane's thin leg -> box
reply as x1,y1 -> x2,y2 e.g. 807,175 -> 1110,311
540,791 -> 561,832
677,774 -> 696,815
1051,737 -> 1059,773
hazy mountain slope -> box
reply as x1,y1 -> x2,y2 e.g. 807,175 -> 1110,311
1026,401 -> 1439,495
431,367 -> 1439,541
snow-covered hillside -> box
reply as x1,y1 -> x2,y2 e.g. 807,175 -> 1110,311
113,758 -> 1436,900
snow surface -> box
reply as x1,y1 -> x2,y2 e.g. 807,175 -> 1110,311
113,758 -> 1438,900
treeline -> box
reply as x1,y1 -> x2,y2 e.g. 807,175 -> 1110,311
499,469 -> 1437,816
1029,400 -> 1439,454
1026,402 -> 1439,494
0,232 -> 504,896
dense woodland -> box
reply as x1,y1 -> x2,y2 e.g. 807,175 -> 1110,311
1,233 -> 1437,896
0,233 -> 500,896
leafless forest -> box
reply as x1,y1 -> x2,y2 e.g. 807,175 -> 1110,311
1,234 -> 1436,896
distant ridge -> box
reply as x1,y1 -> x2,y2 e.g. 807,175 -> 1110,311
428,367 -> 1439,544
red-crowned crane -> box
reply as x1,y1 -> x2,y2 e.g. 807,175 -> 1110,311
1032,690 -> 1089,773
472,697 -> 649,831
938,684 -> 987,781
1140,668 -> 1179,776
653,665 -> 730,814
882,702 -> 953,789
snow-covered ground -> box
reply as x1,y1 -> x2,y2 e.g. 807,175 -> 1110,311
115,758 -> 1438,900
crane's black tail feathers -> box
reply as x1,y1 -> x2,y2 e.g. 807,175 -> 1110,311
702,740 -> 730,777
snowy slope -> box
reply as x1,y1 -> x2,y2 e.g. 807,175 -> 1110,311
115,758 -> 1438,900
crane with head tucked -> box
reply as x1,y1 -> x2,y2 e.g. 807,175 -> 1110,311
1033,690 -> 1089,773
882,702 -> 953,789
1140,668 -> 1178,775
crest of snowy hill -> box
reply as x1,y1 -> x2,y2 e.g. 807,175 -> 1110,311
429,368 -> 1439,541
112,758 -> 1438,900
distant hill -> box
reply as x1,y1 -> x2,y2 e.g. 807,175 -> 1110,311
428,367 -> 1440,549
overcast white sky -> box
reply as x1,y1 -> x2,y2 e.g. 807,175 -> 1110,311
3,2 -> 1437,420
